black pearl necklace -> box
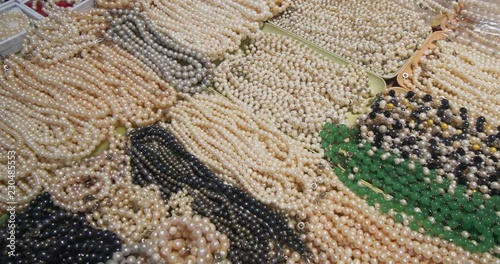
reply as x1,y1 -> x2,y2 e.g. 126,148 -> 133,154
0,193 -> 122,264
105,9 -> 214,94
127,125 -> 309,264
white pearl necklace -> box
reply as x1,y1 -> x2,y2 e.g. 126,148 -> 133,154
272,0 -> 431,76
215,33 -> 372,152
167,93 -> 332,213
402,39 -> 500,126
0,11 -> 31,40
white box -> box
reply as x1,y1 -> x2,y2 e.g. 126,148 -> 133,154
0,1 -> 43,56
71,0 -> 94,12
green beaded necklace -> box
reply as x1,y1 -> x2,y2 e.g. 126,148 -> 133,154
321,123 -> 499,254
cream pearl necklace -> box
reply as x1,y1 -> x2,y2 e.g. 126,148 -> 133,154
215,33 -> 372,152
168,93 -> 333,214
22,9 -> 108,66
0,11 -> 32,40
402,39 -> 500,126
272,0 -> 431,76
42,134 -> 132,214
105,9 -> 214,93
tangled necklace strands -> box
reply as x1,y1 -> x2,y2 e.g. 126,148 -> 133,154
105,9 -> 214,94
165,96 -> 485,263
167,94 -> 332,212
128,125 -> 309,263
138,0 -> 288,60
272,0 -> 430,76
0,11 -> 32,40
0,193 -> 123,264
357,90 -> 500,195
402,39 -> 500,126
215,33 -> 372,152
146,190 -> 231,264
22,9 -> 108,66
41,134 -> 132,214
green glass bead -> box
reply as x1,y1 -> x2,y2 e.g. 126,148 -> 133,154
464,242 -> 476,252
462,215 -> 473,230
477,243 -> 489,253
447,219 -> 459,229
421,196 -> 430,205
431,225 -> 443,236
394,203 -> 404,212
444,231 -> 453,240
319,130 -> 327,139
449,202 -> 459,210
463,203 -> 474,213
414,212 -> 424,221
409,222 -> 419,231
394,214 -> 404,223
422,219 -> 432,229
455,236 -> 466,246
474,220 -> 487,233
381,204 -> 390,213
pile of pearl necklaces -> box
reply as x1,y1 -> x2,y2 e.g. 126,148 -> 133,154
167,93 -> 332,213
402,39 -> 500,126
215,33 -> 371,152
272,0 -> 430,76
99,0 -> 290,60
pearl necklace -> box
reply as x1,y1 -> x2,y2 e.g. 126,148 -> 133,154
215,33 -> 372,152
128,124 -> 309,263
0,11 -> 31,40
168,93 -> 333,213
22,9 -> 108,66
105,9 -> 214,93
148,194 -> 231,264
1,193 -> 122,263
42,134 -> 132,214
272,0 -> 431,76
402,39 -> 500,126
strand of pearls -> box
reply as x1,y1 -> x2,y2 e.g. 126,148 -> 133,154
0,11 -> 32,40
105,9 -> 214,93
459,0 -> 500,24
42,134 -> 132,214
86,180 -> 170,244
272,0 -> 430,76
0,42 -> 177,166
215,33 -> 371,152
134,0 -> 290,60
22,9 -> 108,66
402,39 -> 500,126
167,94 -> 332,213
148,190 -> 231,264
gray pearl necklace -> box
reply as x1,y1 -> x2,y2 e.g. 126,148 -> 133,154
105,9 -> 213,93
